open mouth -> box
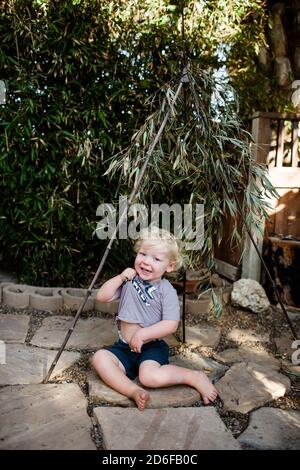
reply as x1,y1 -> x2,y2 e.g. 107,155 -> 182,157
140,267 -> 151,275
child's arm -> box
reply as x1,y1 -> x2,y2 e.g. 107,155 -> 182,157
129,320 -> 179,353
96,268 -> 136,302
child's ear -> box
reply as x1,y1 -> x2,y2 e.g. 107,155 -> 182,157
166,261 -> 176,273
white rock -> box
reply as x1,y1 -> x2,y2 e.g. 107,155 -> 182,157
231,279 -> 270,314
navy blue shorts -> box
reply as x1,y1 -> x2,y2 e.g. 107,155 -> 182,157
105,339 -> 169,380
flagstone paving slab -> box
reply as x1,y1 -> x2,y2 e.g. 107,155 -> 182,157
227,328 -> 269,345
184,325 -> 221,348
94,407 -> 241,450
0,344 -> 79,384
217,362 -> 291,414
30,316 -> 116,349
215,346 -> 280,370
0,314 -> 30,343
238,408 -> 300,450
87,370 -> 201,407
0,383 -> 95,450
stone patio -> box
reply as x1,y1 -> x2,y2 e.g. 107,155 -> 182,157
0,286 -> 299,450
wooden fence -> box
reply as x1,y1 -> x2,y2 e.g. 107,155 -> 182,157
216,112 -> 300,299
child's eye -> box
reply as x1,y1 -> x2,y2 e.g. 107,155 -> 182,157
155,257 -> 161,262
140,252 -> 146,256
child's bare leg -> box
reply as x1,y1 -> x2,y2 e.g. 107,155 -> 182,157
92,349 -> 149,410
139,360 -> 218,405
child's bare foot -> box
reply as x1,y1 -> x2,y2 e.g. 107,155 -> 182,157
193,371 -> 218,405
131,388 -> 150,411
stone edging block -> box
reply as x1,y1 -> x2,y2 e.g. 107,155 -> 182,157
2,284 -> 32,308
29,288 -> 63,312
1,283 -> 97,312
61,288 -> 95,311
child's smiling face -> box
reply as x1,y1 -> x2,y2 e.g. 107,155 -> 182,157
134,241 -> 175,283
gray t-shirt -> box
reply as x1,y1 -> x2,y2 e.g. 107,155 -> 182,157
116,276 -> 180,327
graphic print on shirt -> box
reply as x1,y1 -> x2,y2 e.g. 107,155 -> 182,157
132,276 -> 157,306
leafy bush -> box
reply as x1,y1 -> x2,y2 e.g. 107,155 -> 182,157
0,1 -> 284,285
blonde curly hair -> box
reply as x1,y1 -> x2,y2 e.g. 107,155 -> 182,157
134,226 -> 183,271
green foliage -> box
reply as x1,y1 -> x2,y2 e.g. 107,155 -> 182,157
0,0 -> 124,285
0,0 -> 282,285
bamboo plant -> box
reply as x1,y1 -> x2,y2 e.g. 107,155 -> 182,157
104,65 -> 278,272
